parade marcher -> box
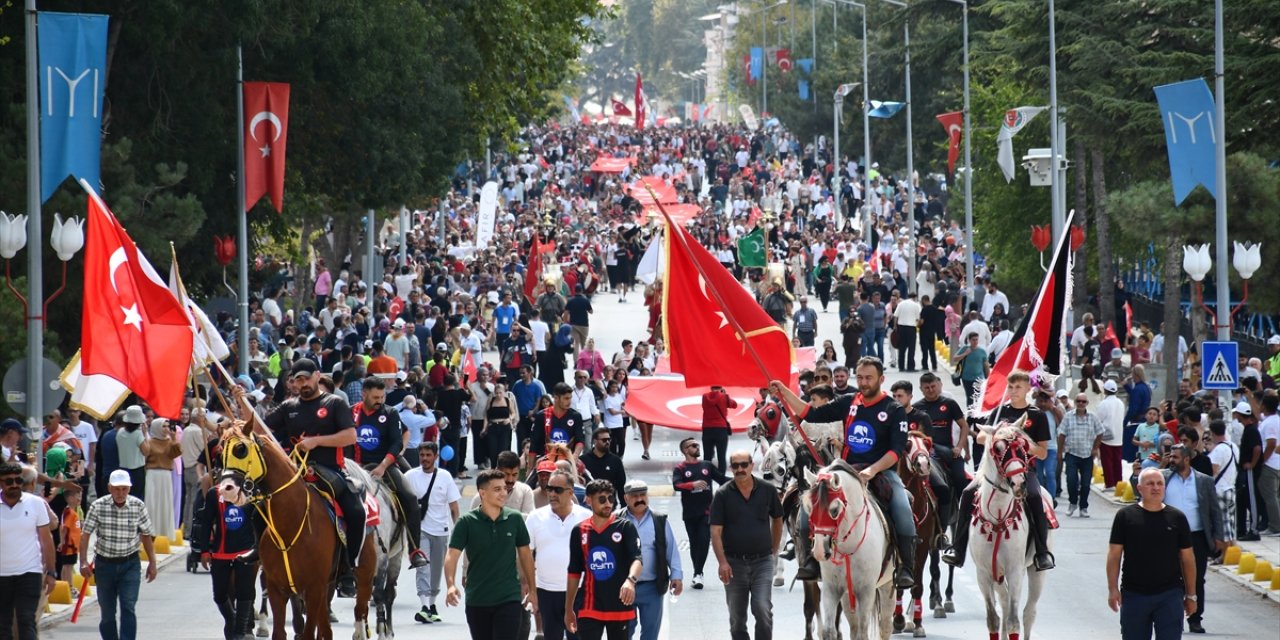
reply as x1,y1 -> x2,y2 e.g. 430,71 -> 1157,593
194,469 -> 259,640
1156,446 -> 1224,633
565,479 -> 642,640
445,469 -> 538,640
1058,392 -> 1107,518
529,382 -> 588,469
770,356 -> 918,588
526,469 -> 591,640
260,358 -> 365,597
672,437 -> 727,589
0,461 -> 56,640
620,480 -> 683,640
1107,468 -> 1197,640
701,385 -> 738,474
80,469 -> 159,640
406,442 -> 461,625
943,370 -> 1057,572
913,372 -> 970,496
710,451 -> 783,640
581,427 -> 627,506
890,380 -> 954,534
350,376 -> 429,567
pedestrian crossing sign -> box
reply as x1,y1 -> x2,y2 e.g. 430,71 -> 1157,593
1201,341 -> 1239,390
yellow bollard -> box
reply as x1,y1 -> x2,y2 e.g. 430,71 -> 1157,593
1114,480 -> 1130,498
1121,483 -> 1136,502
173,527 -> 184,546
1255,560 -> 1274,582
72,573 -> 92,597
1093,466 -> 1104,484
1238,552 -> 1257,575
1271,571 -> 1280,591
153,535 -> 171,555
1223,545 -> 1242,565
48,580 -> 72,605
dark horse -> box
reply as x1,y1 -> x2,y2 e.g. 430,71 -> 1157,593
892,432 -> 945,637
220,420 -> 376,640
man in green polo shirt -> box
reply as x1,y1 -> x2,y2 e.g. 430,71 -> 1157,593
445,468 -> 538,639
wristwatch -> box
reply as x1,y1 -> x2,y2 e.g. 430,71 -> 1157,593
626,576 -> 638,585
1183,594 -> 1197,602
46,570 -> 58,579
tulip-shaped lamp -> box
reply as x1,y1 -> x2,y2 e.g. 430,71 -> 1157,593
1232,242 -> 1261,280
50,214 -> 85,262
1182,244 -> 1212,282
0,212 -> 29,260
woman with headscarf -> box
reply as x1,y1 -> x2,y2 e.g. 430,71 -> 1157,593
140,418 -> 182,540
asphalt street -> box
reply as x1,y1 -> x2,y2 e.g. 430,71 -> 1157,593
49,290 -> 1280,639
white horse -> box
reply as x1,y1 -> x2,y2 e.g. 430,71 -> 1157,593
353,461 -> 405,640
804,460 -> 894,640
967,425 -> 1052,640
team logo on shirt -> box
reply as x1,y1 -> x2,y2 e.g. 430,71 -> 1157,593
224,505 -> 246,531
378,415 -> 387,423
357,426 -> 381,451
588,546 -> 617,580
317,407 -> 329,419
611,532 -> 623,543
684,471 -> 692,477
550,428 -> 571,445
846,420 -> 877,454
701,468 -> 709,476
878,412 -> 888,422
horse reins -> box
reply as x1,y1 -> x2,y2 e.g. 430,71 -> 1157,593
242,444 -> 314,595
812,470 -> 890,613
972,438 -> 1030,585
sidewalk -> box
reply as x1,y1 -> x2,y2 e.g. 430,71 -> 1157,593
1090,478 -> 1280,603
40,537 -> 192,629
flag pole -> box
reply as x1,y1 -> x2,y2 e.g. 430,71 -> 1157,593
25,0 -> 45,482
645,188 -> 826,465
235,44 -> 251,377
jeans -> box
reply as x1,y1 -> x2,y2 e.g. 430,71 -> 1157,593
0,572 -> 41,640
628,581 -> 664,640
684,515 -> 712,575
873,328 -> 886,361
1037,449 -> 1058,501
796,330 -> 815,348
725,555 -> 775,640
703,428 -> 730,474
1064,453 -> 1094,510
1119,588 -> 1185,640
183,465 -> 203,536
416,533 -> 449,603
536,588 -> 579,640
465,601 -> 525,640
879,469 -> 917,537
96,556 -> 142,640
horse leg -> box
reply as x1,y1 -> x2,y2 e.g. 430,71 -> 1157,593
291,596 -> 305,639
944,565 -> 955,613
302,588 -> 329,640
803,582 -> 820,640
1002,575 -> 1023,640
1023,569 -> 1046,640
873,581 -> 895,640
267,588 -> 290,640
820,571 -> 846,640
978,577 -> 1000,640
909,534 -> 928,637
927,549 -> 944,618
774,554 -> 786,587
892,589 -> 906,633
257,579 -> 271,637
351,543 -> 376,640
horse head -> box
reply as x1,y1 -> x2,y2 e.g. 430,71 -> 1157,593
804,460 -> 868,560
978,422 -> 1032,498
760,439 -> 795,490
219,419 -> 277,499
903,431 -> 934,479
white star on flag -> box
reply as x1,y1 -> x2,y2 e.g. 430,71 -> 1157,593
121,304 -> 143,332
260,145 -> 271,158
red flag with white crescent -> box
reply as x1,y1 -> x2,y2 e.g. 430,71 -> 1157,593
80,183 -> 195,419
243,82 -> 290,213
623,377 -> 760,432
936,111 -> 963,175
635,74 -> 647,130
610,98 -> 632,117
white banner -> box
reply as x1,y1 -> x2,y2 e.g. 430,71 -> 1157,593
476,181 -> 499,248
739,104 -> 758,131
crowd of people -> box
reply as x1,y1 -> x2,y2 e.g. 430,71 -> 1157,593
2,116 -> 1279,640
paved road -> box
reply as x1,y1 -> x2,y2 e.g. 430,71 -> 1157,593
50,291 -> 1280,639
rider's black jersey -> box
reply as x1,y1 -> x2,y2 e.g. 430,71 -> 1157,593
914,396 -> 966,449
801,392 -> 908,465
347,402 -> 405,466
263,392 -> 355,470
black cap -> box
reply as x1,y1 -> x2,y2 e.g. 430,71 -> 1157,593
290,358 -> 319,378
0,418 -> 22,434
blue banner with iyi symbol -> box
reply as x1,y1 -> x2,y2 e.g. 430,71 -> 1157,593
1153,79 -> 1218,206
39,12 -> 109,202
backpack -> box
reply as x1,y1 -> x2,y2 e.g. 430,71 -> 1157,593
554,324 -> 574,349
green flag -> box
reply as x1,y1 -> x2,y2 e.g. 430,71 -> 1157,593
737,228 -> 766,267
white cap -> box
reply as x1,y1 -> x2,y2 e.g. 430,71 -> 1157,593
1103,379 -> 1118,393
1269,335 -> 1280,346
1055,389 -> 1069,399
1233,401 -> 1252,416
393,318 -> 406,329
108,469 -> 132,487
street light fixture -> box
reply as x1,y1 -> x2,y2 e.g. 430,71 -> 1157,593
1181,241 -> 1260,335
1,210 -> 83,325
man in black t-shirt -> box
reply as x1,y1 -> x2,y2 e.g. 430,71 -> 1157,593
260,358 -> 364,597
565,286 -> 594,355
891,380 -> 955,541
350,376 -> 428,568
433,374 -> 472,476
672,438 -> 728,588
566,479 -> 641,640
914,372 -> 971,505
943,371 -> 1056,572
529,383 -> 587,465
1106,468 -> 1197,639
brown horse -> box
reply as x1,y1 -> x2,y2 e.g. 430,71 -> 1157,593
893,432 -> 941,638
220,421 -> 376,640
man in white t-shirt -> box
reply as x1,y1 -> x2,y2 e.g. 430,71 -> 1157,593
526,468 -> 591,640
1259,397 -> 1280,536
1150,322 -> 1189,368
406,442 -> 460,624
1207,420 -> 1239,544
66,409 -> 97,480
0,461 -> 56,638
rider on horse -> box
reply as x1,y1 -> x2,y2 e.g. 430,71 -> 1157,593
261,358 -> 367,597
942,370 -> 1056,572
890,380 -> 955,533
771,356 -> 919,589
349,376 -> 429,569
912,372 -> 971,527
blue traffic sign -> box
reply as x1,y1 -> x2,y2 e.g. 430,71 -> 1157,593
1201,341 -> 1239,390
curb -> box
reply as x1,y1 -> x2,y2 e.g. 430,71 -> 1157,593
1088,481 -> 1280,604
41,544 -> 193,629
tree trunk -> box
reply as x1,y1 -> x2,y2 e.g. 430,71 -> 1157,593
1072,141 -> 1089,323
1093,148 -> 1115,330
1161,234 -> 1185,402
292,216 -> 313,317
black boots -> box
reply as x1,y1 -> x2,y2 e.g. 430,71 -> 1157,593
942,486 -> 976,568
233,598 -> 256,640
1028,497 -> 1056,571
894,535 -> 917,589
217,599 -> 236,640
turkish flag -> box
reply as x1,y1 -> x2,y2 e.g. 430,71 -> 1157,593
522,238 -> 555,305
936,111 -> 963,175
243,82 -> 290,213
624,377 -> 760,431
776,49 -> 793,72
973,209 -> 1074,416
610,98 -> 632,117
80,184 -> 195,419
628,176 -> 677,205
659,206 -> 792,388
635,74 -> 647,130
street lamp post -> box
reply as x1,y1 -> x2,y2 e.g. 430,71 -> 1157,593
834,82 -> 860,229
943,0 -> 974,303
870,0 -> 912,293
1183,242 -> 1260,402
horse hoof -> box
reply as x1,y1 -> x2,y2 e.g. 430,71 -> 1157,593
255,626 -> 268,638
893,621 -> 905,634
774,576 -> 785,587
932,607 -> 946,619
944,601 -> 955,613
913,627 -> 926,638
905,620 -> 916,632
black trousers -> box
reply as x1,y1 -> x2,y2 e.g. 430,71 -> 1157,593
472,420 -> 490,467
919,333 -> 938,370
0,572 -> 40,640
209,559 -> 257,603
577,618 -> 629,640
311,465 -> 365,566
608,426 -> 627,459
465,601 -> 526,640
684,514 -> 712,575
486,425 -> 514,468
897,326 -> 918,371
380,464 -> 423,552
1189,533 -> 1210,624
703,428 -> 730,474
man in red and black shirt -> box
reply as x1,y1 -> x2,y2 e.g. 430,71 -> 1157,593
566,479 -> 642,640
701,386 -> 738,473
529,383 -> 587,469
195,469 -> 259,638
349,376 -> 428,568
672,437 -> 728,589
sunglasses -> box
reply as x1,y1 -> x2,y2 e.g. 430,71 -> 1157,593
594,495 -> 615,504
815,375 -> 831,381
1,477 -> 24,486
546,486 -> 570,494
730,461 -> 752,470
597,438 -> 612,443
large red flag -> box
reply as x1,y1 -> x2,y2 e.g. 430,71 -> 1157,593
80,183 -> 195,418
634,74 -> 647,130
936,111 -> 963,175
972,210 -> 1074,416
610,98 -> 632,117
243,82 -> 290,213
659,206 -> 792,388
522,238 -> 556,305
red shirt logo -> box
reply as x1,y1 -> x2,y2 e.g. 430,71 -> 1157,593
317,407 -> 329,419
